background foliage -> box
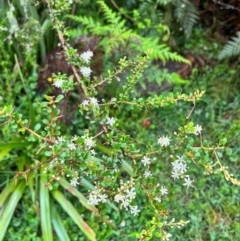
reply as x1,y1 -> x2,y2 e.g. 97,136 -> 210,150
0,0 -> 240,240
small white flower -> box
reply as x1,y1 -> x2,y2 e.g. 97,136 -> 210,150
160,186 -> 168,196
90,150 -> 96,156
158,136 -> 171,147
82,100 -> 89,106
70,178 -> 79,187
154,196 -> 161,202
71,135 -> 79,142
80,50 -> 93,64
99,194 -> 108,203
53,79 -> 64,88
56,136 -> 65,143
130,205 -> 140,216
141,156 -> 151,166
80,66 -> 92,78
126,188 -> 136,200
68,142 -> 76,150
165,232 -> 172,241
114,194 -> 125,203
120,220 -> 126,227
106,117 -> 115,126
89,97 -> 98,106
195,124 -> 202,135
88,194 -> 100,206
171,171 -> 181,179
183,176 -> 194,188
84,137 -> 95,150
143,171 -> 152,178
121,199 -> 130,209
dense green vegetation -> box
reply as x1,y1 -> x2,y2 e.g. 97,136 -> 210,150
0,1 -> 239,241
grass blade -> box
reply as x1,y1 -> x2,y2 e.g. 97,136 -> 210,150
40,168 -> 53,241
50,199 -> 70,241
51,190 -> 96,241
0,180 -> 15,207
0,181 -> 26,241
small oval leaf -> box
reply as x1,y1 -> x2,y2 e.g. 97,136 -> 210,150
34,123 -> 41,131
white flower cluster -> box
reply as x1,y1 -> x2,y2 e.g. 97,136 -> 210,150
88,188 -> 108,206
80,50 -> 93,64
80,66 -> 92,78
113,180 -> 140,216
56,133 -> 96,154
53,78 -> 64,88
158,135 -> 171,147
79,50 -> 93,78
171,156 -> 193,188
81,97 -> 99,109
84,136 -> 96,150
171,156 -> 187,179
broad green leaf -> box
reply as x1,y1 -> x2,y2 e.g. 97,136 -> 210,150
51,190 -> 96,241
40,168 -> 53,241
0,181 -> 26,241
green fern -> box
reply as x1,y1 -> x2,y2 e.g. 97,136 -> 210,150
66,0 -> 189,65
173,0 -> 199,37
219,31 -> 240,59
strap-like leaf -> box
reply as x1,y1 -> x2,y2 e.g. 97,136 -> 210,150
51,190 -> 96,241
0,181 -> 26,241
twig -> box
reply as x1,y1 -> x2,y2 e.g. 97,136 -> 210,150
47,1 -> 88,98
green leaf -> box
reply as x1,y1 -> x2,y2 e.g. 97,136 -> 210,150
51,190 -> 96,241
219,138 -> 227,146
40,168 -> 53,241
34,123 -> 41,131
44,151 -> 52,157
0,142 -> 30,161
44,95 -> 52,101
0,181 -> 26,241
50,199 -> 70,241
0,180 -> 15,208
154,231 -> 161,237
55,95 -> 64,103
122,160 -> 134,176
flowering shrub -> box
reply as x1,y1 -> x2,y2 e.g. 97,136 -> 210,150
0,1 -> 239,240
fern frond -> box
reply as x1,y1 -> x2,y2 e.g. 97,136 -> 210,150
219,31 -> 240,59
136,37 -> 190,64
97,1 -> 124,26
173,0 -> 199,37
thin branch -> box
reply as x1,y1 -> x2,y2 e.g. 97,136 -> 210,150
186,97 -> 195,121
47,1 -> 88,98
